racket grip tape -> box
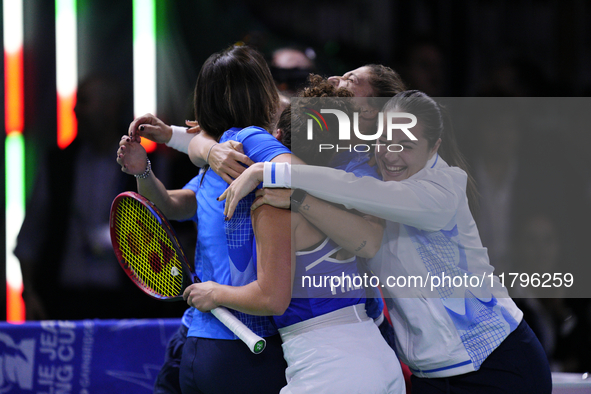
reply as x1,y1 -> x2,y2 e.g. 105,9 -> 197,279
211,307 -> 266,354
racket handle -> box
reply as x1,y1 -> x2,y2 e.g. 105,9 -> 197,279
211,307 -> 267,354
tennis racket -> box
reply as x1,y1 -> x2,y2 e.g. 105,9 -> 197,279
109,191 -> 266,354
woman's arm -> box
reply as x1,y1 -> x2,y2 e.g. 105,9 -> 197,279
129,114 -> 201,152
252,188 -> 384,259
282,163 -> 462,231
128,113 -> 174,144
183,204 -> 292,316
188,125 -> 303,185
221,162 -> 461,231
128,114 -> 255,182
117,137 -> 196,220
218,163 -> 384,258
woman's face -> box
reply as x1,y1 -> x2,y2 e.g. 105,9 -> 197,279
375,119 -> 440,182
327,66 -> 374,97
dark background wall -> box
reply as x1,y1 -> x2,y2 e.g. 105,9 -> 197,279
15,0 -> 591,156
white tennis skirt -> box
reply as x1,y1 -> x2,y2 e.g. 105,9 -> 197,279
279,305 -> 405,394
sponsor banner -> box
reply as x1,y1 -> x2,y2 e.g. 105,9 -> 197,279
0,318 -> 180,393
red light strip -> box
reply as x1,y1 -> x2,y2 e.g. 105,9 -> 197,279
5,49 -> 24,134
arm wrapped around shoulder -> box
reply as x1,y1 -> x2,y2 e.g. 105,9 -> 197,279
286,164 -> 463,232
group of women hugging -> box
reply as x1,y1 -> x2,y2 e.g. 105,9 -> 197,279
116,45 -> 552,394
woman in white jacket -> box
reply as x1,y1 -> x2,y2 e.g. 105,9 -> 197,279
220,90 -> 552,394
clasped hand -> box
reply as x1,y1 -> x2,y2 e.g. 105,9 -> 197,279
183,281 -> 219,312
116,136 -> 147,175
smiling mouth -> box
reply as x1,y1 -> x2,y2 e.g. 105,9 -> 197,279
385,165 -> 406,174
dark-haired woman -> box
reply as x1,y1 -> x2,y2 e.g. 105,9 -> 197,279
123,45 -> 296,394
220,91 -> 552,394
179,45 -> 297,394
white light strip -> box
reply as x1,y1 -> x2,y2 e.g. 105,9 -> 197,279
3,0 -> 23,54
133,0 -> 156,116
56,0 -> 77,97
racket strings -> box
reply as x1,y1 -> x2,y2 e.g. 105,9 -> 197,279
115,198 -> 185,297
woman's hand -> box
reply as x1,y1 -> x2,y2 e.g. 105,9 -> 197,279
218,163 -> 264,219
184,120 -> 202,134
183,281 -> 220,312
207,141 -> 255,184
128,113 -> 176,144
116,136 -> 148,175
251,188 -> 291,211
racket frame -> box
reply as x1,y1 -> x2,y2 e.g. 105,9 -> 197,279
110,191 -> 266,354
110,191 -> 195,301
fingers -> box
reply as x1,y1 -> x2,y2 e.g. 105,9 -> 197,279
128,117 -> 142,137
223,194 -> 239,220
229,145 -> 255,167
223,193 -> 231,218
185,120 -> 201,134
116,145 -> 129,173
136,124 -> 154,138
209,143 -> 254,181
220,173 -> 235,185
250,188 -> 291,210
119,135 -> 132,146
117,156 -> 127,172
219,153 -> 253,177
116,135 -> 149,175
223,163 -> 247,180
128,114 -> 172,143
240,155 -> 255,168
250,196 -> 265,211
229,140 -> 242,152
225,141 -> 254,166
128,114 -> 155,138
117,145 -> 126,162
217,189 -> 228,202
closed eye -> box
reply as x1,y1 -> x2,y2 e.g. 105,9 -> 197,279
342,73 -> 356,84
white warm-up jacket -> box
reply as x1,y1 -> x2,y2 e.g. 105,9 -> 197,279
263,155 -> 523,378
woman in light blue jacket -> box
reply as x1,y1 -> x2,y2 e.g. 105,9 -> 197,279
220,91 -> 552,394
